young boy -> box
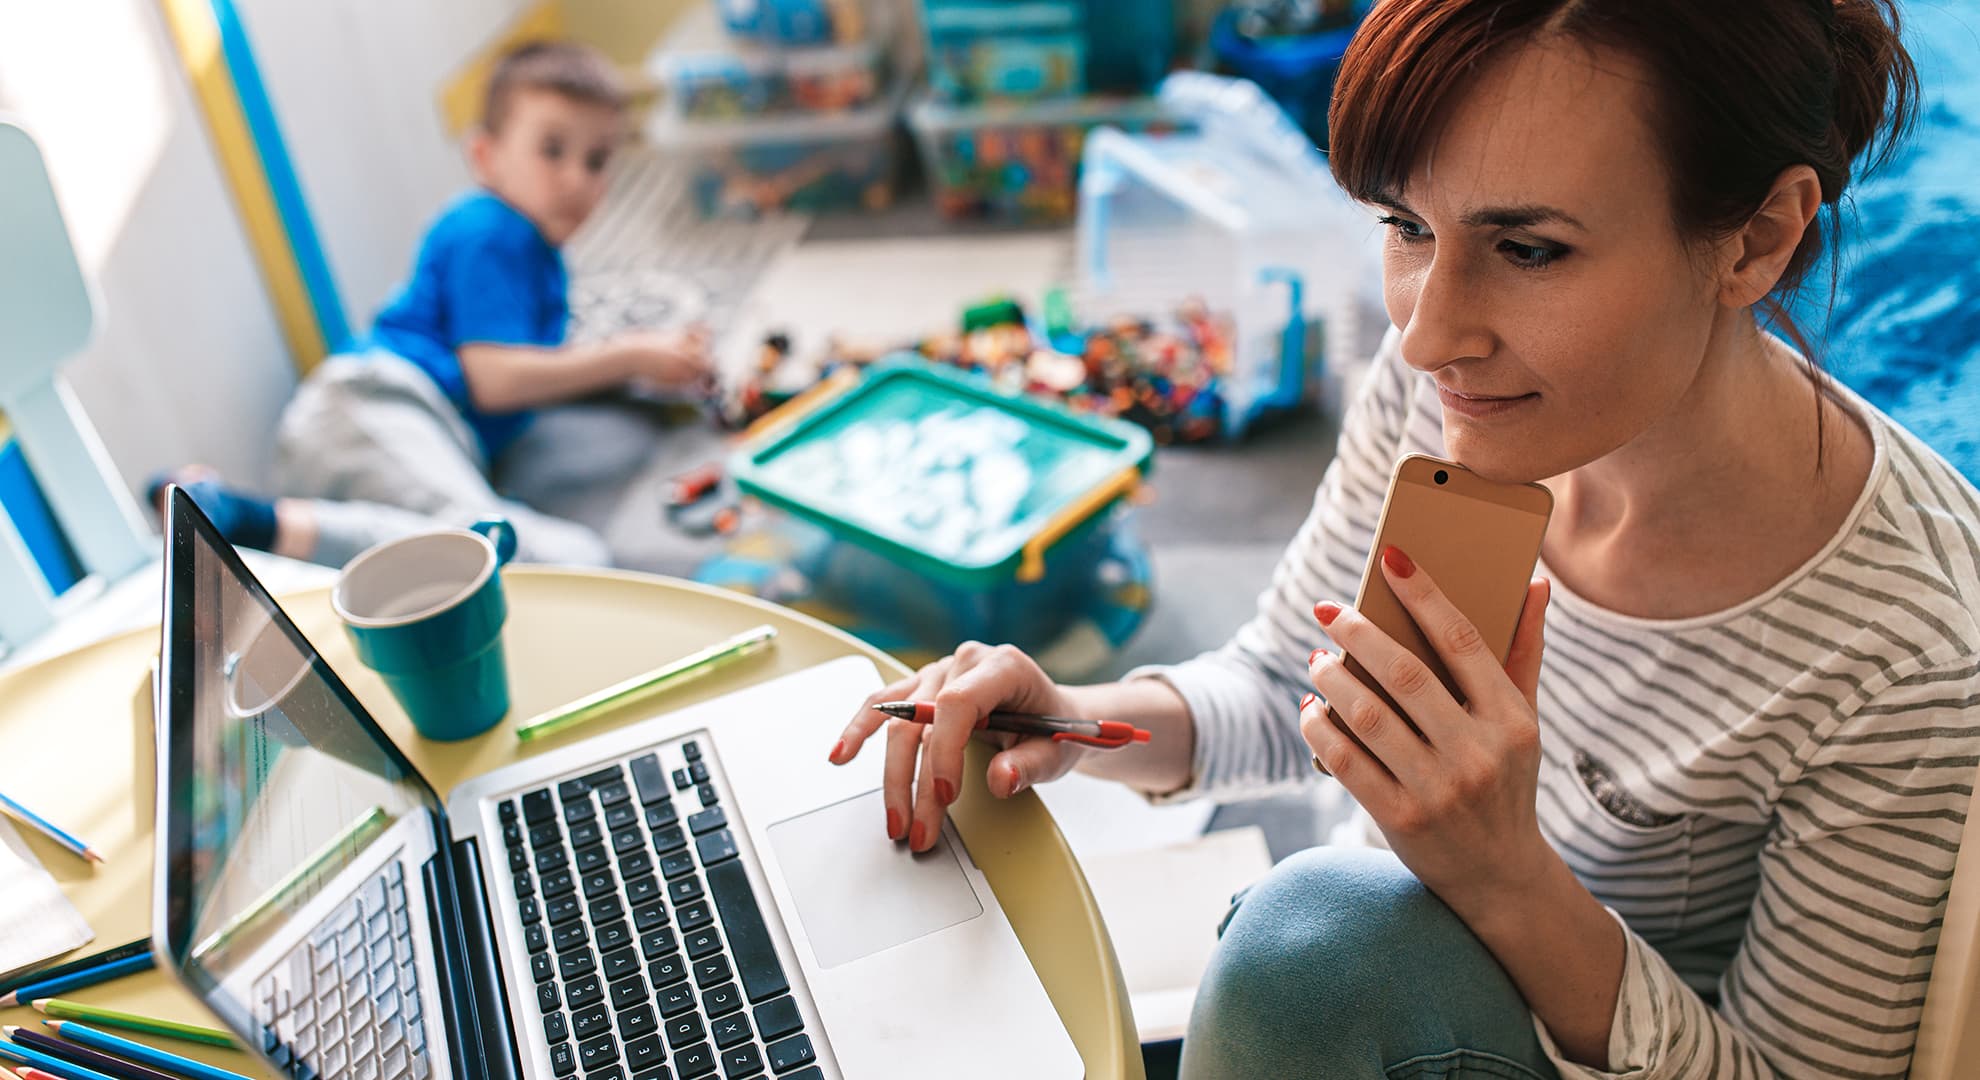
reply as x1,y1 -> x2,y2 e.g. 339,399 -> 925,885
162,40 -> 708,567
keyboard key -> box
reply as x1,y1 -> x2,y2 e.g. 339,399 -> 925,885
630,755 -> 670,806
582,869 -> 617,899
626,876 -> 663,907
613,828 -> 645,856
650,826 -> 688,855
527,924 -> 549,954
702,982 -> 743,1018
605,802 -> 640,831
570,820 -> 605,849
660,851 -> 696,880
718,1043 -> 761,1079
503,821 -> 525,848
688,761 -> 709,785
623,1034 -> 667,1073
571,1004 -> 612,1041
509,847 -> 530,873
672,768 -> 692,791
650,952 -> 688,987
673,1042 -> 715,1079
523,789 -> 556,824
664,1012 -> 706,1049
544,1012 -> 569,1043
782,1070 -> 822,1080
767,1035 -> 814,1073
535,848 -> 569,875
513,871 -> 534,900
682,741 -> 701,761
581,765 -> 624,788
684,928 -> 722,961
555,921 -> 591,953
602,946 -> 642,983
575,845 -> 611,874
695,783 -> 719,807
621,850 -> 654,879
753,997 -> 802,1041
531,953 -> 555,983
710,1013 -> 751,1050
557,951 -> 596,981
695,830 -> 738,867
566,973 -> 604,1010
668,877 -> 704,905
693,954 -> 732,991
597,780 -> 632,806
558,778 -> 593,803
547,895 -> 583,925
563,798 -> 596,827
645,802 -> 679,830
610,974 -> 649,1011
706,860 -> 788,1004
548,1041 -> 577,1076
500,799 -> 520,823
531,823 -> 563,849
632,900 -> 669,932
687,807 -> 726,835
587,1068 -> 626,1080
618,1004 -> 658,1041
520,897 -> 542,924
656,982 -> 696,1018
596,920 -> 633,953
542,869 -> 576,898
577,1033 -> 618,1072
640,927 -> 678,960
589,895 -> 627,925
675,899 -> 714,932
537,982 -> 561,1012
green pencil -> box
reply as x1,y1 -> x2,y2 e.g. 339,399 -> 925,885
514,625 -> 779,742
31,998 -> 234,1048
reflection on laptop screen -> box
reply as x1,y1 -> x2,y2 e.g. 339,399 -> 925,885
161,497 -> 444,1077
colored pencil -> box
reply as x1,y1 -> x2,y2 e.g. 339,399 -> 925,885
6,1030 -> 173,1080
27,1004 -> 230,1050
0,1037 -> 116,1080
0,956 -> 151,1009
19,1069 -> 65,1080
0,941 -> 149,1001
515,624 -> 779,741
0,1063 -> 22,1080
40,1025 -> 247,1080
0,791 -> 101,864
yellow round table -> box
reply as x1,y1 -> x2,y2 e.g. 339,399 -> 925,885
0,566 -> 1144,1079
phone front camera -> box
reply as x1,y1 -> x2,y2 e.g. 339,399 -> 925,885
1434,470 -> 1449,485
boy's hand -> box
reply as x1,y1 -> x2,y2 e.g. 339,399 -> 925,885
615,325 -> 715,392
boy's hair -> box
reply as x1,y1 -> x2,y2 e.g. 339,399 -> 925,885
482,41 -> 628,133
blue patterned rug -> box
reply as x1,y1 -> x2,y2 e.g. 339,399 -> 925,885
1789,3 -> 1980,479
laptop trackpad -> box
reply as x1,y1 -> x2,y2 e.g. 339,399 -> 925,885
769,789 -> 983,969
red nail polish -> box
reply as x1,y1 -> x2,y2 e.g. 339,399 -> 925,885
1309,648 -> 1326,665
829,738 -> 846,763
1007,762 -> 1026,795
935,778 -> 956,805
887,807 -> 903,839
1300,692 -> 1316,709
910,820 -> 927,850
1383,545 -> 1416,579
1314,601 -> 1341,626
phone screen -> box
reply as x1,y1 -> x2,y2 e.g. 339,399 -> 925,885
1345,457 -> 1552,715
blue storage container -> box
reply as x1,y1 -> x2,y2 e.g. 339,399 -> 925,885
922,1 -> 1086,103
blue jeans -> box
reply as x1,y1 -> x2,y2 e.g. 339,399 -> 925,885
1181,846 -> 1563,1080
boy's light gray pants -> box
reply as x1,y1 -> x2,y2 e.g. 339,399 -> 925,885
273,353 -> 611,569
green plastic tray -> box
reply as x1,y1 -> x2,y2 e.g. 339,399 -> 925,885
729,358 -> 1154,589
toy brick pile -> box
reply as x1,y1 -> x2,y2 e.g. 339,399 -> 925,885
726,294 -> 1238,444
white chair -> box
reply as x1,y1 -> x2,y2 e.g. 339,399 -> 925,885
0,116 -> 152,651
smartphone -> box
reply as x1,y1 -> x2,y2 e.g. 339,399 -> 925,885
1344,454 -> 1554,715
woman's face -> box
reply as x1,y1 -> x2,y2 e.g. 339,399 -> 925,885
1375,37 -> 1726,483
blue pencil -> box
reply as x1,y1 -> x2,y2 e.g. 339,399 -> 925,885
0,791 -> 102,864
0,956 -> 152,1008
42,1025 -> 248,1080
0,1036 -> 118,1080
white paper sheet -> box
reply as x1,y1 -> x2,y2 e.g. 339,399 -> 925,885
0,815 -> 95,980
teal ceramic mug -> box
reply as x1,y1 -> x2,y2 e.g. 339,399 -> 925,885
332,518 -> 518,741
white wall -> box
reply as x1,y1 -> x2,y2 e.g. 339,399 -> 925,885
0,0 -> 298,493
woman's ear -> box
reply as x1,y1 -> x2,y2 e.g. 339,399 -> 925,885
1720,164 -> 1824,309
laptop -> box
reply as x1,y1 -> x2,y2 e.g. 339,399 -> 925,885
152,489 -> 1082,1080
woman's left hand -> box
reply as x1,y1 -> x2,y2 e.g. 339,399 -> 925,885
1303,545 -> 1554,911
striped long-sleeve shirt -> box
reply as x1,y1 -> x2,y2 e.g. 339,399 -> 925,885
1136,329 -> 1980,1078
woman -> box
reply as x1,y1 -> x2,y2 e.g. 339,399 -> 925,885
832,0 -> 1978,1075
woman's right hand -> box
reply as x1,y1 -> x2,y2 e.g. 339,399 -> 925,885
827,642 -> 1089,852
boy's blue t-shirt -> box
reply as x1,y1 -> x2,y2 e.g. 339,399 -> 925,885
370,191 -> 569,461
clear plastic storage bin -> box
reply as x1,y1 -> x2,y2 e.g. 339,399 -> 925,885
922,1 -> 1085,103
650,2 -> 892,120
1074,73 -> 1384,436
648,76 -> 907,218
714,0 -> 873,47
906,91 -> 1188,223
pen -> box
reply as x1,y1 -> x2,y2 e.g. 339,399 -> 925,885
872,701 -> 1152,749
0,791 -> 102,864
516,625 -> 778,742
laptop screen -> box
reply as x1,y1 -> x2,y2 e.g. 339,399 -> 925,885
157,491 -> 442,1057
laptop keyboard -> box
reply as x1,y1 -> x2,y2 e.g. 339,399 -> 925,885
502,735 -> 824,1080
253,860 -> 429,1080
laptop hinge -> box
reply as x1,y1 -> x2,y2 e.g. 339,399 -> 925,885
423,830 -> 523,1080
